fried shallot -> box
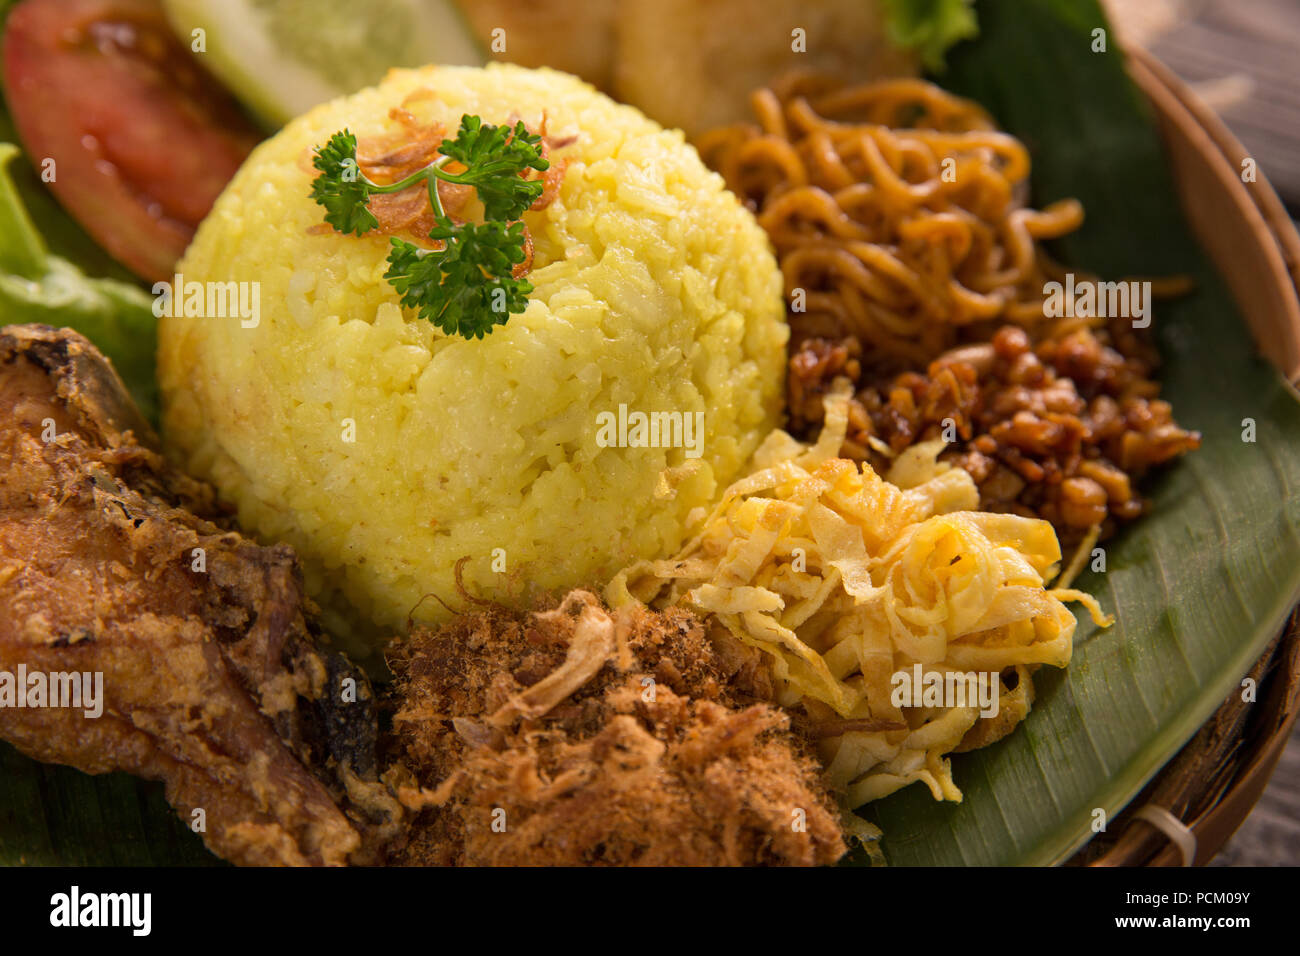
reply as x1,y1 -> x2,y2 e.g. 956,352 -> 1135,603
385,590 -> 846,866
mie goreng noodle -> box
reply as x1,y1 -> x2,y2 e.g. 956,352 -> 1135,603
696,76 -> 1087,371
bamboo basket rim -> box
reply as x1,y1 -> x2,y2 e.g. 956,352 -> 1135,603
1071,47 -> 1300,867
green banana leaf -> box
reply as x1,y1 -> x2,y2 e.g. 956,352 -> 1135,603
0,745 -> 217,866
861,0 -> 1300,865
3,0 -> 1300,867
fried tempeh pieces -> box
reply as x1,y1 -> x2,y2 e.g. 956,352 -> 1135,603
386,590 -> 846,866
0,324 -> 396,866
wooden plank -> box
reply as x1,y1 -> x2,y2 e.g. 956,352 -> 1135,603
1146,0 -> 1300,205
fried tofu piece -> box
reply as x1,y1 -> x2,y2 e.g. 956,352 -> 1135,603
0,325 -> 398,866
387,590 -> 845,866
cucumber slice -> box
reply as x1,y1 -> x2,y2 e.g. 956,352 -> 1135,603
162,0 -> 487,128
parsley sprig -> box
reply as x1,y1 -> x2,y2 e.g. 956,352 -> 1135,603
310,115 -> 549,338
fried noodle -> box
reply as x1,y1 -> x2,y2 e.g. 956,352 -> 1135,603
696,76 -> 1087,370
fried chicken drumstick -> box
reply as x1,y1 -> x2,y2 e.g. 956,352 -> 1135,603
0,325 -> 396,866
387,590 -> 847,866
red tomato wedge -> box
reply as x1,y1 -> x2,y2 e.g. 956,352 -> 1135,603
3,0 -> 260,281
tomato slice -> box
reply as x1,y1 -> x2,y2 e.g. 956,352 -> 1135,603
3,0 -> 260,281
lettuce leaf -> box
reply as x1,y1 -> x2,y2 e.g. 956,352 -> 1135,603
882,0 -> 979,71
0,143 -> 159,423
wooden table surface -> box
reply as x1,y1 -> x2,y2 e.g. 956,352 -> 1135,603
1146,0 -> 1300,210
1109,0 -> 1300,867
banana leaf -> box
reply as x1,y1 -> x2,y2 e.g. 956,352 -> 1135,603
861,0 -> 1300,865
3,0 -> 1300,867
0,745 -> 217,866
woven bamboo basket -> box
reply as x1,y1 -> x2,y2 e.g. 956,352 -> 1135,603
1068,48 -> 1300,867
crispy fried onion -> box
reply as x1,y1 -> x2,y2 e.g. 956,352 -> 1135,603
348,99 -> 567,278
607,380 -> 1111,807
401,590 -> 620,800
485,591 -> 616,729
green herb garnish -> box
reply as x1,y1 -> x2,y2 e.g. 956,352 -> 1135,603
309,115 -> 549,339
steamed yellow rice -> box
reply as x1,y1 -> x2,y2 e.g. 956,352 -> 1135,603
158,63 -> 787,660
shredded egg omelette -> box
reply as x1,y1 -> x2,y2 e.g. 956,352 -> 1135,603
608,381 -> 1111,809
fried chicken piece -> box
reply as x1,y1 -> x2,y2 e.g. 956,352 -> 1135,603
386,590 -> 845,866
0,324 -> 398,866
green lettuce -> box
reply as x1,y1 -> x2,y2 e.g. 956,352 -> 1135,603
882,0 -> 979,71
0,143 -> 159,423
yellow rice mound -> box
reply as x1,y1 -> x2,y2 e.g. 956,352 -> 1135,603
158,64 -> 787,661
